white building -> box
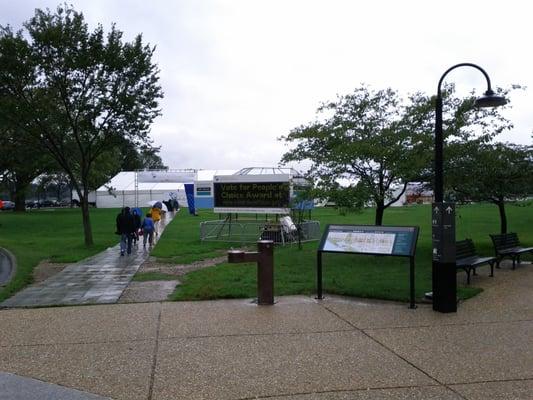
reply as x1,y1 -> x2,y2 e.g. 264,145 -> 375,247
95,170 -> 193,208
93,167 -> 309,209
193,169 -> 238,209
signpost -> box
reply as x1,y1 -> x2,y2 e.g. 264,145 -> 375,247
317,224 -> 419,309
431,202 -> 456,312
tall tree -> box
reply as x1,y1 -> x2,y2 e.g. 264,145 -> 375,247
34,171 -> 72,203
281,87 -> 430,225
119,140 -> 167,171
448,141 -> 533,233
280,87 -> 428,224
0,5 -> 163,245
280,85 -> 514,225
0,123 -> 54,211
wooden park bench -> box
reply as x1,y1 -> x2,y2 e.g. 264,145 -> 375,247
489,232 -> 533,269
456,239 -> 496,284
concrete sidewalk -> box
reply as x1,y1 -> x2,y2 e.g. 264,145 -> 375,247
0,262 -> 531,399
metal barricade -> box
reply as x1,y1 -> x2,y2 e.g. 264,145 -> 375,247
200,219 -> 320,245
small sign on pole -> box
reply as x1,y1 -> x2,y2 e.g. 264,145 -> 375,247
431,202 -> 456,263
431,202 -> 457,312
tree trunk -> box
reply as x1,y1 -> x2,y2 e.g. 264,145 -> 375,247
13,179 -> 28,212
79,189 -> 94,246
375,200 -> 385,226
497,200 -> 507,234
57,184 -> 62,203
69,182 -> 74,208
13,190 -> 27,212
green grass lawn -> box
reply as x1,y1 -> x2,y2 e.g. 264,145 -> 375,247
149,210 -> 235,264
1,203 -> 531,304
166,203 -> 533,303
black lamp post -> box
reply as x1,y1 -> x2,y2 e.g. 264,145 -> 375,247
432,63 -> 506,313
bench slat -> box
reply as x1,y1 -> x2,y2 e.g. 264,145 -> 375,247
490,232 -> 520,250
457,256 -> 496,267
456,239 -> 496,284
456,239 -> 476,259
489,232 -> 533,269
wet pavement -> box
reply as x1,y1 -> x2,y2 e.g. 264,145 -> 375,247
0,213 -> 174,308
0,220 -> 531,399
0,371 -> 111,400
0,261 -> 530,399
118,280 -> 179,303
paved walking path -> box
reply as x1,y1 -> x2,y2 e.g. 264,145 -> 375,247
0,261 -> 531,399
0,372 -> 110,400
1,213 -> 175,308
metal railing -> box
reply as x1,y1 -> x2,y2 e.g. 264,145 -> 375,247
200,219 -> 321,245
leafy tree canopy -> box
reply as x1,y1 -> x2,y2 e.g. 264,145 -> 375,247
0,4 -> 163,244
448,141 -> 533,233
0,117 -> 56,211
280,84 -> 515,225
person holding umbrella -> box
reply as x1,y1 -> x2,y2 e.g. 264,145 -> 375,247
150,202 -> 162,237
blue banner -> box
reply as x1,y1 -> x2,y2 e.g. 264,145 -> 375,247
184,183 -> 196,215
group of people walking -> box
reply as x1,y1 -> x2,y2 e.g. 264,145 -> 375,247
115,204 -> 163,256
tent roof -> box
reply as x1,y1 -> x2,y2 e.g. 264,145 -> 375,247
97,172 -> 185,192
196,169 -> 238,181
235,167 -> 303,177
98,168 -> 306,191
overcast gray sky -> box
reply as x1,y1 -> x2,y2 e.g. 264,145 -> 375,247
2,0 -> 532,171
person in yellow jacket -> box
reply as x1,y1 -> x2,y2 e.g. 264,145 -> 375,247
150,206 -> 161,236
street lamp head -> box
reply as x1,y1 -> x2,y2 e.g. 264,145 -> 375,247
474,89 -> 507,108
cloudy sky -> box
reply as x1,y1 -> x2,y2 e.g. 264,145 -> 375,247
2,0 -> 532,171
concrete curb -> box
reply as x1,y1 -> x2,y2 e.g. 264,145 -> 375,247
0,246 -> 16,286
0,371 -> 112,400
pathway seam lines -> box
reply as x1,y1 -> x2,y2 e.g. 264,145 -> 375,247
318,302 -> 469,400
232,383 -> 450,400
147,302 -> 162,400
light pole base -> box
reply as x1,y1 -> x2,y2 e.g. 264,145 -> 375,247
432,261 -> 457,313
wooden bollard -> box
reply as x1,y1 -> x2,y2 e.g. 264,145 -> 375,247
227,240 -> 274,305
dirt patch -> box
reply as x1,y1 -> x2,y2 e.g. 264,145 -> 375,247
119,280 -> 180,303
119,255 -> 227,303
137,255 -> 227,277
33,260 -> 68,283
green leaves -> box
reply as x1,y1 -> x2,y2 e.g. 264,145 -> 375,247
280,85 -> 433,223
449,142 -> 533,202
447,141 -> 532,233
280,83 -> 520,225
0,4 -> 163,245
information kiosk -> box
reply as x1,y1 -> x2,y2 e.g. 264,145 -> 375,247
317,224 -> 419,308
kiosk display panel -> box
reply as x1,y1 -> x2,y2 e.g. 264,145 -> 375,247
213,174 -> 290,214
319,225 -> 418,257
317,224 -> 419,308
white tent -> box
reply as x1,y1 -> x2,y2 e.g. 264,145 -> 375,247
194,169 -> 238,209
96,171 -> 188,208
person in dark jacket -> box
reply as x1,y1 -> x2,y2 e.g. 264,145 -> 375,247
116,207 -> 135,256
141,212 -> 155,248
131,208 -> 142,246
